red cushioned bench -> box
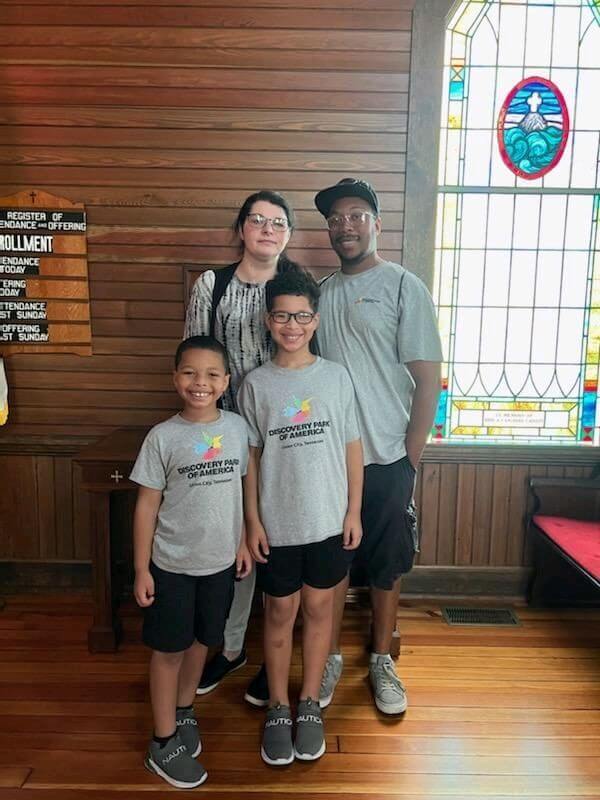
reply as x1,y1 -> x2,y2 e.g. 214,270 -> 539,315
528,477 -> 600,607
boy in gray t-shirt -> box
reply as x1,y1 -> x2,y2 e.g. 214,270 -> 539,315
130,335 -> 250,790
237,270 -> 363,767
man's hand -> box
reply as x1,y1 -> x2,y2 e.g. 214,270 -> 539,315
405,444 -> 421,472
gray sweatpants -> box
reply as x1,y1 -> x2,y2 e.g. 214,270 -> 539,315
223,564 -> 256,653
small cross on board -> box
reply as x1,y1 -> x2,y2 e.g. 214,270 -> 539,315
29,190 -> 37,203
110,470 -> 124,484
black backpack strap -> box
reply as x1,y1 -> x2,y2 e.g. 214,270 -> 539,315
209,263 -> 238,337
318,269 -> 338,287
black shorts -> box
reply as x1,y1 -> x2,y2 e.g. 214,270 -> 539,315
142,561 -> 235,653
257,533 -> 349,597
349,455 -> 418,590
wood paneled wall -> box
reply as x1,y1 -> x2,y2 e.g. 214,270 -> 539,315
0,450 -> 595,584
1,0 -> 410,437
0,0 -> 597,591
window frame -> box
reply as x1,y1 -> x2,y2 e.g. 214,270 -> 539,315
403,0 -> 599,464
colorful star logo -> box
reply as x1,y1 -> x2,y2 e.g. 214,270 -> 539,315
195,433 -> 223,461
283,397 -> 311,424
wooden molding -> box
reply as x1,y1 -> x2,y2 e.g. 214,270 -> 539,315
349,565 -> 532,601
0,432 -> 597,465
422,443 -> 600,466
0,559 -> 91,590
0,434 -> 96,455
1,560 -> 532,602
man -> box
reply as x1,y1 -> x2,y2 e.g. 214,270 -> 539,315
314,177 -> 442,715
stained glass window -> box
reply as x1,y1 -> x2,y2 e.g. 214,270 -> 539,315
433,0 -> 600,445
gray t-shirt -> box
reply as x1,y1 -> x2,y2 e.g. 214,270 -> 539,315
237,357 -> 360,547
130,411 -> 249,576
317,261 -> 443,467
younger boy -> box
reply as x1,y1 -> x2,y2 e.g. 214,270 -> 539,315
237,270 -> 363,765
131,335 -> 251,789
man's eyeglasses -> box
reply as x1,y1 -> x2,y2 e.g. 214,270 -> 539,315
269,310 -> 316,325
326,211 -> 376,230
246,213 -> 289,232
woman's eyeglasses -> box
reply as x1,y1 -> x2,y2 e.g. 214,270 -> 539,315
246,213 -> 289,232
269,311 -> 315,325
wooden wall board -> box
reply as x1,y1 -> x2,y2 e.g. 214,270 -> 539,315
415,463 -> 440,564
0,127 -> 408,154
0,45 -> 411,69
0,147 -> 407,171
470,464 -> 494,565
0,66 -> 410,93
0,28 -> 411,52
1,167 -> 407,192
4,0 -> 415,7
36,456 -> 56,559
0,456 -> 39,558
0,108 -> 409,133
2,7 -> 412,29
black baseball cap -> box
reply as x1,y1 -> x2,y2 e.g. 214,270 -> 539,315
314,177 -> 380,218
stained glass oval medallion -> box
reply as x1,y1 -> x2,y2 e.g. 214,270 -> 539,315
497,76 -> 569,180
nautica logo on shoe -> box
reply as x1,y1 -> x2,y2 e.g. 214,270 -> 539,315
265,717 -> 292,728
297,714 -> 322,725
162,745 -> 186,764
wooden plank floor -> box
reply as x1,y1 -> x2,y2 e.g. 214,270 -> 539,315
0,594 -> 599,799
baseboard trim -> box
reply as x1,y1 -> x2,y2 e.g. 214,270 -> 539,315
0,561 -> 532,602
350,566 -> 532,601
0,560 -> 92,591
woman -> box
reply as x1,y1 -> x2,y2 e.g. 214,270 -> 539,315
184,190 -> 296,707
185,190 -> 296,411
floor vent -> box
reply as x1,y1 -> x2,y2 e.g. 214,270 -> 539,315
441,607 -> 520,626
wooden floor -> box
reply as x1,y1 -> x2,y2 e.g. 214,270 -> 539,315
0,594 -> 599,799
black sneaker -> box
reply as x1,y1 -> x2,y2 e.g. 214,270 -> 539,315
244,663 -> 269,707
196,650 -> 247,695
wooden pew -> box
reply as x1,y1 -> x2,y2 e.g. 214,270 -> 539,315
527,476 -> 600,607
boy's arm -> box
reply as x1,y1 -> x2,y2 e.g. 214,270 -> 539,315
132,485 -> 162,607
235,522 -> 252,579
243,445 -> 269,563
343,438 -> 363,550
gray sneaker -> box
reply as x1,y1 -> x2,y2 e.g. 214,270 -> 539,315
144,732 -> 207,789
369,655 -> 408,715
294,697 -> 325,761
319,654 -> 343,708
176,707 -> 202,758
261,704 -> 294,766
